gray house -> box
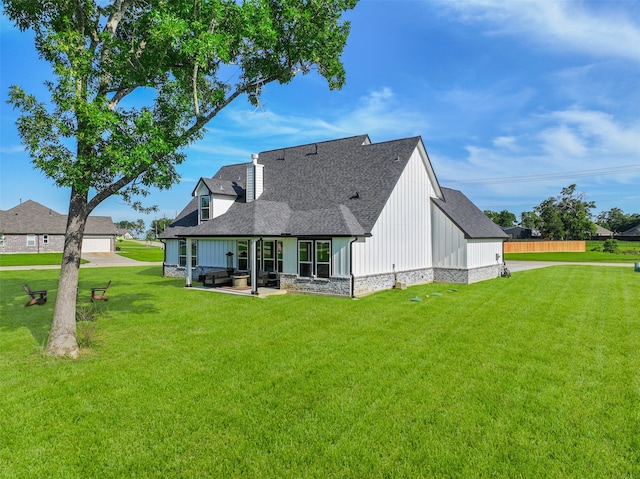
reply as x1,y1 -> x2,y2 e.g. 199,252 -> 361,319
0,200 -> 117,254
160,135 -> 507,297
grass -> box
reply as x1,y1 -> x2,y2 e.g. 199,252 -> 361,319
0,253 -> 87,267
1,266 -> 639,478
0,240 -> 162,266
115,240 -> 164,262
505,240 -> 640,263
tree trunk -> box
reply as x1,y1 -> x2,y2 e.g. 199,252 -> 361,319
46,190 -> 89,358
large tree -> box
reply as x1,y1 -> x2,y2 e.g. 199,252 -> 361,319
524,184 -> 596,240
4,0 -> 358,358
483,209 -> 516,227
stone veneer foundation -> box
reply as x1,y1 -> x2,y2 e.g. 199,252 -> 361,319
164,264 -> 501,295
433,264 -> 501,284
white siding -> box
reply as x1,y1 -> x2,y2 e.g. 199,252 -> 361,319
281,237 -> 298,274
196,239 -> 236,266
352,147 -> 435,276
467,239 -> 503,268
431,204 -> 467,268
332,237 -> 352,277
211,195 -> 236,219
165,239 -> 179,264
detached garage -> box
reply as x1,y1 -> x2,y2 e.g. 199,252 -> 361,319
0,200 -> 117,254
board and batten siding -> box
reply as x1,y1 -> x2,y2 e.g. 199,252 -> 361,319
467,239 -> 503,269
331,237 -> 352,277
431,204 -> 466,268
197,239 -> 236,267
352,147 -> 434,276
165,239 -> 179,264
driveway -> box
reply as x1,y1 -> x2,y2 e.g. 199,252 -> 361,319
0,252 -> 162,271
506,260 -> 634,272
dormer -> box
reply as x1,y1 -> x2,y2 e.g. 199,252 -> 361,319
192,177 -> 239,223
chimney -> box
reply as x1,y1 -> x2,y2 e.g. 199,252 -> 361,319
246,153 -> 264,202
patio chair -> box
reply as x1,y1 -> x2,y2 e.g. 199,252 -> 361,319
24,284 -> 47,306
91,280 -> 111,302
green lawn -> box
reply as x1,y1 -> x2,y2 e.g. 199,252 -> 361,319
115,240 -> 164,262
1,266 -> 638,478
0,253 -> 87,267
505,240 -> 640,263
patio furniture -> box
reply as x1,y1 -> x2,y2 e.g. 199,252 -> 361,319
24,284 -> 47,306
91,280 -> 111,302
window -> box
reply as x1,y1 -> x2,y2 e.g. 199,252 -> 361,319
298,240 -> 331,278
316,241 -> 331,278
43,234 -> 49,245
277,241 -> 283,272
179,239 -> 197,267
199,195 -> 210,222
0,235 -> 4,247
262,241 -> 275,272
237,240 -> 249,271
27,234 -> 35,247
298,241 -> 313,277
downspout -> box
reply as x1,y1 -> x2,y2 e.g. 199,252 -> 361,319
185,237 -> 192,287
250,237 -> 259,295
349,237 -> 358,299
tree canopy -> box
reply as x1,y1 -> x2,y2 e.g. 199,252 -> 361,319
4,0 -> 358,357
596,208 -> 640,234
521,184 -> 596,240
483,209 -> 516,227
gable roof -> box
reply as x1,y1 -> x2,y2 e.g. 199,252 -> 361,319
0,200 -> 116,235
432,188 -> 508,239
162,135 -> 434,238
622,222 -> 640,235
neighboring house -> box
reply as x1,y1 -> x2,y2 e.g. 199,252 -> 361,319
621,223 -> 640,236
116,228 -> 134,240
159,135 -> 508,297
501,226 -> 532,239
0,200 -> 117,253
592,224 -> 614,238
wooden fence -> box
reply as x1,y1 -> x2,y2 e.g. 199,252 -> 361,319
504,240 -> 585,254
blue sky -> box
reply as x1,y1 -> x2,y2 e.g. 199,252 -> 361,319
1,0 -> 639,229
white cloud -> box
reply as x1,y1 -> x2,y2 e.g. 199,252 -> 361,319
435,0 -> 640,62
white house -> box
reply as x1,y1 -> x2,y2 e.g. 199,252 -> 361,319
159,135 -> 507,297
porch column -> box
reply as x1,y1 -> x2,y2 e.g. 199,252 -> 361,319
185,237 -> 192,287
250,238 -> 258,295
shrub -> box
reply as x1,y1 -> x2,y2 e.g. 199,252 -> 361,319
603,239 -> 619,253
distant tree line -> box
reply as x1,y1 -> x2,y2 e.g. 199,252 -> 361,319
115,217 -> 174,240
484,184 -> 639,240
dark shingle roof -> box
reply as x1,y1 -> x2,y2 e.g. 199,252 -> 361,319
432,188 -> 508,239
0,200 -> 116,235
161,135 -> 422,238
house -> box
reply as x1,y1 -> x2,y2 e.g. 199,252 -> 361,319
501,225 -> 532,239
592,224 -> 614,239
159,135 -> 508,297
621,223 -> 640,236
116,228 -> 134,240
0,200 -> 117,254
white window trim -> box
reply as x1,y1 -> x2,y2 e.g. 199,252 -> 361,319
298,239 -> 331,278
199,195 -> 210,223
179,239 -> 197,267
27,234 -> 36,247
